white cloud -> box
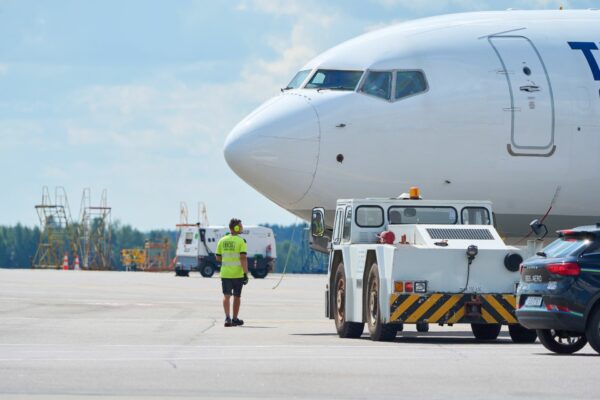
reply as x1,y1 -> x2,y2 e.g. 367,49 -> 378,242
76,85 -> 158,115
0,64 -> 8,75
0,119 -> 45,147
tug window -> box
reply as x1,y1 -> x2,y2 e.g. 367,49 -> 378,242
185,232 -> 193,245
360,71 -> 392,100
305,70 -> 363,91
342,207 -> 353,242
395,71 -> 427,100
356,206 -> 384,228
461,207 -> 491,225
388,206 -> 457,225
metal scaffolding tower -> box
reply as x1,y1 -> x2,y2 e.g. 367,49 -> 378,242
32,187 -> 80,269
79,188 -> 112,270
179,201 -> 209,226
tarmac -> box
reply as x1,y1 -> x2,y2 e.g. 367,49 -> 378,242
0,269 -> 599,399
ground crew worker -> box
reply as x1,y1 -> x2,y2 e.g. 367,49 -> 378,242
216,218 -> 249,327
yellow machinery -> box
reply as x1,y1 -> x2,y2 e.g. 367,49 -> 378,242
120,249 -> 146,271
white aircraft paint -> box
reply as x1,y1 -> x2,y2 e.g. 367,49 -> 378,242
225,10 -> 600,237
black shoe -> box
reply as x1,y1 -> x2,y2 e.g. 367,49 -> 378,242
224,317 -> 232,327
232,318 -> 244,326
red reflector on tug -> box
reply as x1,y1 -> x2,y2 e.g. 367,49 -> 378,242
378,231 -> 395,245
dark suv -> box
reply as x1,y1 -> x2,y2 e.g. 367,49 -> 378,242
516,226 -> 600,354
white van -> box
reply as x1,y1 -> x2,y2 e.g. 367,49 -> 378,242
175,225 -> 276,278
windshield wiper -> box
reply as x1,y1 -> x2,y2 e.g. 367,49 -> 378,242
317,86 -> 351,92
536,251 -> 547,257
280,86 -> 293,92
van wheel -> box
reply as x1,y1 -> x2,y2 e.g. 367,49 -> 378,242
471,323 -> 501,341
586,305 -> 600,354
250,268 -> 268,279
175,269 -> 188,277
508,324 -> 537,343
333,265 -> 364,338
366,264 -> 397,342
537,329 -> 587,354
200,264 -> 214,278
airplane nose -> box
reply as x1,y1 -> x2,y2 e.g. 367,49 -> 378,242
224,94 -> 320,206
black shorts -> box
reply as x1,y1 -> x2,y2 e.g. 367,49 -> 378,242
221,278 -> 244,297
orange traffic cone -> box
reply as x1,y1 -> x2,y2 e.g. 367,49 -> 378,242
74,255 -> 80,270
62,253 -> 69,270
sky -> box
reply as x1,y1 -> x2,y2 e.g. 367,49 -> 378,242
0,0 -> 596,230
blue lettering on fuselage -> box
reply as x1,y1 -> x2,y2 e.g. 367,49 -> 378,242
569,41 -> 600,80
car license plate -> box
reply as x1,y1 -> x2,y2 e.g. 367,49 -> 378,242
525,296 -> 542,307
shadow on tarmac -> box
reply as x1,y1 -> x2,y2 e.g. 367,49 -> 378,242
537,352 -> 598,357
292,331 -> 520,345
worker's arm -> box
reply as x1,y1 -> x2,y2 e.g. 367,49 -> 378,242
215,254 -> 222,263
240,253 -> 248,274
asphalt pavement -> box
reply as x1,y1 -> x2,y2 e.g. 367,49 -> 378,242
0,269 -> 598,399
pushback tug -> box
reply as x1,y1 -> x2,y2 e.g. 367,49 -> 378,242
311,187 -> 537,342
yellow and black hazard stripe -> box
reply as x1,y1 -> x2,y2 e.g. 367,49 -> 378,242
389,293 -> 517,325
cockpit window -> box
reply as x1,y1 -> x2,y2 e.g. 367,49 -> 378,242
305,70 -> 363,91
395,71 -> 427,100
360,71 -> 392,100
285,70 -> 310,90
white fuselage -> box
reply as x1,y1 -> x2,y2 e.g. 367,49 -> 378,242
224,10 -> 600,237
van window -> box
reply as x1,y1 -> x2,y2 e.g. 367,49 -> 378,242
360,71 -> 392,100
356,206 -> 384,227
342,207 -> 352,242
462,207 -> 491,225
395,71 -> 427,100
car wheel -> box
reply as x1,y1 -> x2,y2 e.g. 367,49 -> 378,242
333,264 -> 364,338
200,264 -> 214,278
508,324 -> 538,343
366,264 -> 397,341
537,329 -> 587,354
585,305 -> 600,354
471,323 -> 501,341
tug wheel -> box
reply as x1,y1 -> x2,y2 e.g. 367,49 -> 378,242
471,323 -> 501,341
508,324 -> 537,343
366,264 -> 397,342
333,264 -> 364,338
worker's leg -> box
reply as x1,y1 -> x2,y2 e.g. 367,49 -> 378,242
233,296 -> 241,319
223,295 -> 231,317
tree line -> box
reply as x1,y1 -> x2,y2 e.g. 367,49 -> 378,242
0,222 -> 327,273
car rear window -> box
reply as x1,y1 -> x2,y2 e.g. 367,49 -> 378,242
541,237 -> 590,258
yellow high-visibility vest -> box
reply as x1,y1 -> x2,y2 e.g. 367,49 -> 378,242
216,234 -> 247,278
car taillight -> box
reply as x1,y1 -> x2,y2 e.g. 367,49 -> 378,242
546,262 -> 580,276
404,281 -> 413,293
